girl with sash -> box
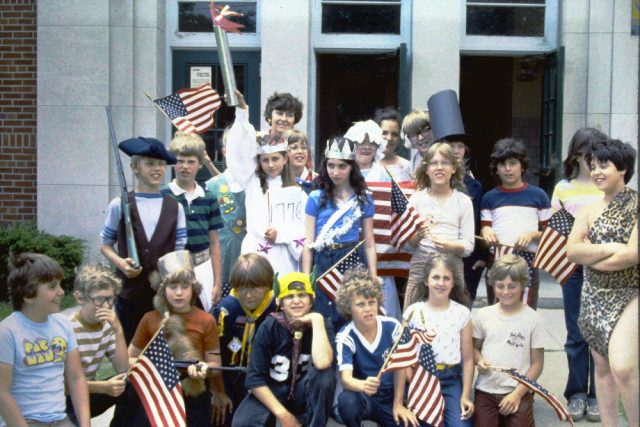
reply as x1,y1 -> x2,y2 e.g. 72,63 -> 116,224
301,136 -> 377,331
226,91 -> 307,275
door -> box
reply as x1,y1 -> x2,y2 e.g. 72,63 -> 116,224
316,52 -> 400,168
172,50 -> 261,181
539,48 -> 564,193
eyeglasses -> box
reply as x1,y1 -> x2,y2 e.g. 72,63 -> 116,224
237,286 -> 267,297
407,126 -> 432,143
427,160 -> 453,168
88,295 -> 116,307
287,143 -> 309,153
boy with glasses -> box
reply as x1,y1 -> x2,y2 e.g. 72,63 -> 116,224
66,265 -> 129,423
401,110 -> 433,177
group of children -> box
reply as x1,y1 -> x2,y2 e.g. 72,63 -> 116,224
0,88 -> 574,427
0,249 -> 544,427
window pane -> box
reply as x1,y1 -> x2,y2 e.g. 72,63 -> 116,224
322,4 -> 401,34
466,6 -> 544,36
178,2 -> 256,33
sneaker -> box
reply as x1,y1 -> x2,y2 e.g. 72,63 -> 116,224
587,400 -> 601,422
567,398 -> 587,422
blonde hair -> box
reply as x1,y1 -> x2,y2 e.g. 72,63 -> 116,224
169,132 -> 206,164
335,269 -> 383,319
74,264 -> 122,296
401,110 -> 430,136
487,254 -> 529,289
415,142 -> 466,192
153,269 -> 203,315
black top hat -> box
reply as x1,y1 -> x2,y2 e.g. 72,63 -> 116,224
427,90 -> 469,142
118,136 -> 177,165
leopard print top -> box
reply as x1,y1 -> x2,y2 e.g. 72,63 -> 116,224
578,187 -> 638,356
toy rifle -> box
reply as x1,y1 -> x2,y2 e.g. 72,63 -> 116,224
174,360 -> 247,373
105,106 -> 140,268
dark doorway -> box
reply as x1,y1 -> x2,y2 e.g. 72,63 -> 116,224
460,55 -> 545,192
316,53 -> 399,168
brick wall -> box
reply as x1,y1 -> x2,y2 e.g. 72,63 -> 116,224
0,0 -> 37,224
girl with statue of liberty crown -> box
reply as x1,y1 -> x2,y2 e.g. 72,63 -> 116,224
225,91 -> 308,276
301,123 -> 378,331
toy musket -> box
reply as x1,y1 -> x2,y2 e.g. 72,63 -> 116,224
105,106 -> 140,268
174,360 -> 247,373
210,1 -> 244,106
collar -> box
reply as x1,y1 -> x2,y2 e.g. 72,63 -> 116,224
169,180 -> 205,198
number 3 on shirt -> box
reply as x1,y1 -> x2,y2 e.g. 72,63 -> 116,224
269,354 -> 311,381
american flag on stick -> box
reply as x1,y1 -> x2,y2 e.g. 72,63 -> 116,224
128,330 -> 186,427
368,181 -> 418,277
493,367 -> 574,425
407,344 -> 445,427
316,241 -> 365,301
532,208 -> 577,285
382,326 -> 436,373
153,84 -> 221,133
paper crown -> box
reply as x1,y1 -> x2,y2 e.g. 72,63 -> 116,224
274,271 -> 315,300
344,120 -> 386,146
257,134 -> 287,154
324,138 -> 355,160
157,250 -> 194,280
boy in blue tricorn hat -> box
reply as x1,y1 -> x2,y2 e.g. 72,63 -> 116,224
100,136 -> 187,343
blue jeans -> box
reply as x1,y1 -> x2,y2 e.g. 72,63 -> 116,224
420,364 -> 471,427
336,388 -> 401,427
313,244 -> 366,332
562,267 -> 596,401
231,366 -> 335,427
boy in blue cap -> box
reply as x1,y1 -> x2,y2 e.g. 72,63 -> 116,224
100,136 -> 187,343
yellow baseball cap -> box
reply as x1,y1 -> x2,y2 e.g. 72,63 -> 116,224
276,272 -> 315,300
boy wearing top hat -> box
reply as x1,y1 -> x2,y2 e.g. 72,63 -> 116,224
232,272 -> 335,427
100,136 -> 187,344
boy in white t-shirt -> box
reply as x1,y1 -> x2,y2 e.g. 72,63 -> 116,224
472,254 -> 546,427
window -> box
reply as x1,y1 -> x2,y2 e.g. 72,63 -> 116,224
321,0 -> 401,34
466,0 -> 545,37
462,0 -> 557,53
178,1 -> 257,34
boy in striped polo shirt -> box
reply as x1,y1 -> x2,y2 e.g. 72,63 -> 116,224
162,132 -> 224,312
66,264 -> 129,423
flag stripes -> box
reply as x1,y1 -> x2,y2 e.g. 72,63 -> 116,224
368,181 -> 417,277
154,84 -> 221,134
532,208 -> 577,285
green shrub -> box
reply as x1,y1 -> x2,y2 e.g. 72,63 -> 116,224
0,222 -> 85,302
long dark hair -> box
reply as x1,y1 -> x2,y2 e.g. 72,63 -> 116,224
317,139 -> 369,208
562,127 -> 607,179
256,134 -> 296,193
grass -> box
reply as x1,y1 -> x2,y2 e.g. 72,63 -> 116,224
0,294 -> 77,321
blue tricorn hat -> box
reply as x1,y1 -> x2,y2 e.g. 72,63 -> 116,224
427,90 -> 469,142
118,136 -> 177,165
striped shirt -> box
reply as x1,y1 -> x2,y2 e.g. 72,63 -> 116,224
550,179 -> 602,216
162,181 -> 223,254
70,311 -> 116,381
480,183 -> 551,252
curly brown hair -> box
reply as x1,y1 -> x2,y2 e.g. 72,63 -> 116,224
74,264 -> 122,296
335,269 -> 384,319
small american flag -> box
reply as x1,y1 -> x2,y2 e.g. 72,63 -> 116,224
153,84 -> 221,134
316,248 -> 363,301
389,180 -> 424,249
407,344 -> 444,426
494,367 -> 574,425
532,208 -> 577,285
368,181 -> 417,277
129,330 -> 186,427
383,326 -> 436,372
